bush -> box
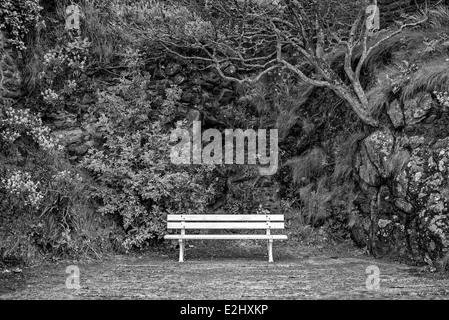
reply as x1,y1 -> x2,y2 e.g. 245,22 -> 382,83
36,36 -> 92,112
0,102 -> 118,263
0,0 -> 43,51
80,60 -> 216,250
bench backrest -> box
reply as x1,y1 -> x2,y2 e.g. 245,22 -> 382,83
167,214 -> 285,230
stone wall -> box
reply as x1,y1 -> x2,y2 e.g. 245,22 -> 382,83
353,91 -> 449,266
44,58 -> 238,158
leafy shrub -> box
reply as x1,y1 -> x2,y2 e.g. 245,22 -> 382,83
0,0 -> 43,50
285,147 -> 328,185
0,103 -> 117,263
81,63 -> 216,250
434,90 -> 449,109
2,170 -> 44,208
0,105 -> 61,151
38,36 -> 92,111
106,0 -> 208,38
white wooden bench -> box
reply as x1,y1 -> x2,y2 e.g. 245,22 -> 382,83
164,214 -> 287,262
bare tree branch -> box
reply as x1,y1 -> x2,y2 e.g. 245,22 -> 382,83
139,0 -> 429,128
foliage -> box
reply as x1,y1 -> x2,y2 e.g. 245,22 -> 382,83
4,0 -> 449,267
70,0 -> 206,67
332,132 -> 365,182
0,0 -> 43,50
418,5 -> 449,30
2,0 -> 222,261
74,0 -> 133,66
402,60 -> 449,100
38,36 -> 92,111
80,61 -> 216,250
0,105 -> 61,151
285,147 -> 328,185
0,102 -> 116,263
365,31 -> 449,113
148,0 -> 433,127
1,170 -> 44,208
434,90 -> 449,109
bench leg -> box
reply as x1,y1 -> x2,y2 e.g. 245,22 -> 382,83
268,239 -> 273,263
179,239 -> 185,262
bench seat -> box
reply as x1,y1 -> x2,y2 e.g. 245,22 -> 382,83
164,214 -> 287,262
164,234 -> 288,240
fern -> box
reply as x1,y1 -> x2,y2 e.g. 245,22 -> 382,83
299,177 -> 333,226
402,61 -> 449,101
333,132 -> 365,182
285,147 -> 328,185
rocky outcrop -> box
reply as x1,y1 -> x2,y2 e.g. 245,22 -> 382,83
0,32 -> 22,104
353,85 -> 449,267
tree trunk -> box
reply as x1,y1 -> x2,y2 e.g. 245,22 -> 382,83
332,84 -> 379,127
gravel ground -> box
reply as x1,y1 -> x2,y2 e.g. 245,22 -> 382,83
1,240 -> 448,300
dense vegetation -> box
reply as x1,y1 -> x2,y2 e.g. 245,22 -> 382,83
1,0 -> 449,271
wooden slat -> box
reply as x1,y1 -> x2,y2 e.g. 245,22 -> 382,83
167,222 -> 284,229
164,234 -> 288,240
167,214 -> 284,221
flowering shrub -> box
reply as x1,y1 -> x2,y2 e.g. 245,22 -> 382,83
81,68 -> 216,250
184,19 -> 213,41
428,214 -> 449,248
0,102 -> 116,262
1,170 -> 44,208
0,105 -> 61,151
41,88 -> 60,105
38,37 -> 91,110
256,204 -> 271,215
162,85 -> 183,118
434,91 -> 449,109
0,155 -> 116,261
0,0 -> 42,50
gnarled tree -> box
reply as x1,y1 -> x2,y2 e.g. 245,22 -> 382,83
138,0 -> 428,127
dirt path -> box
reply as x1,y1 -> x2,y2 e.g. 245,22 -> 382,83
1,241 -> 448,299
